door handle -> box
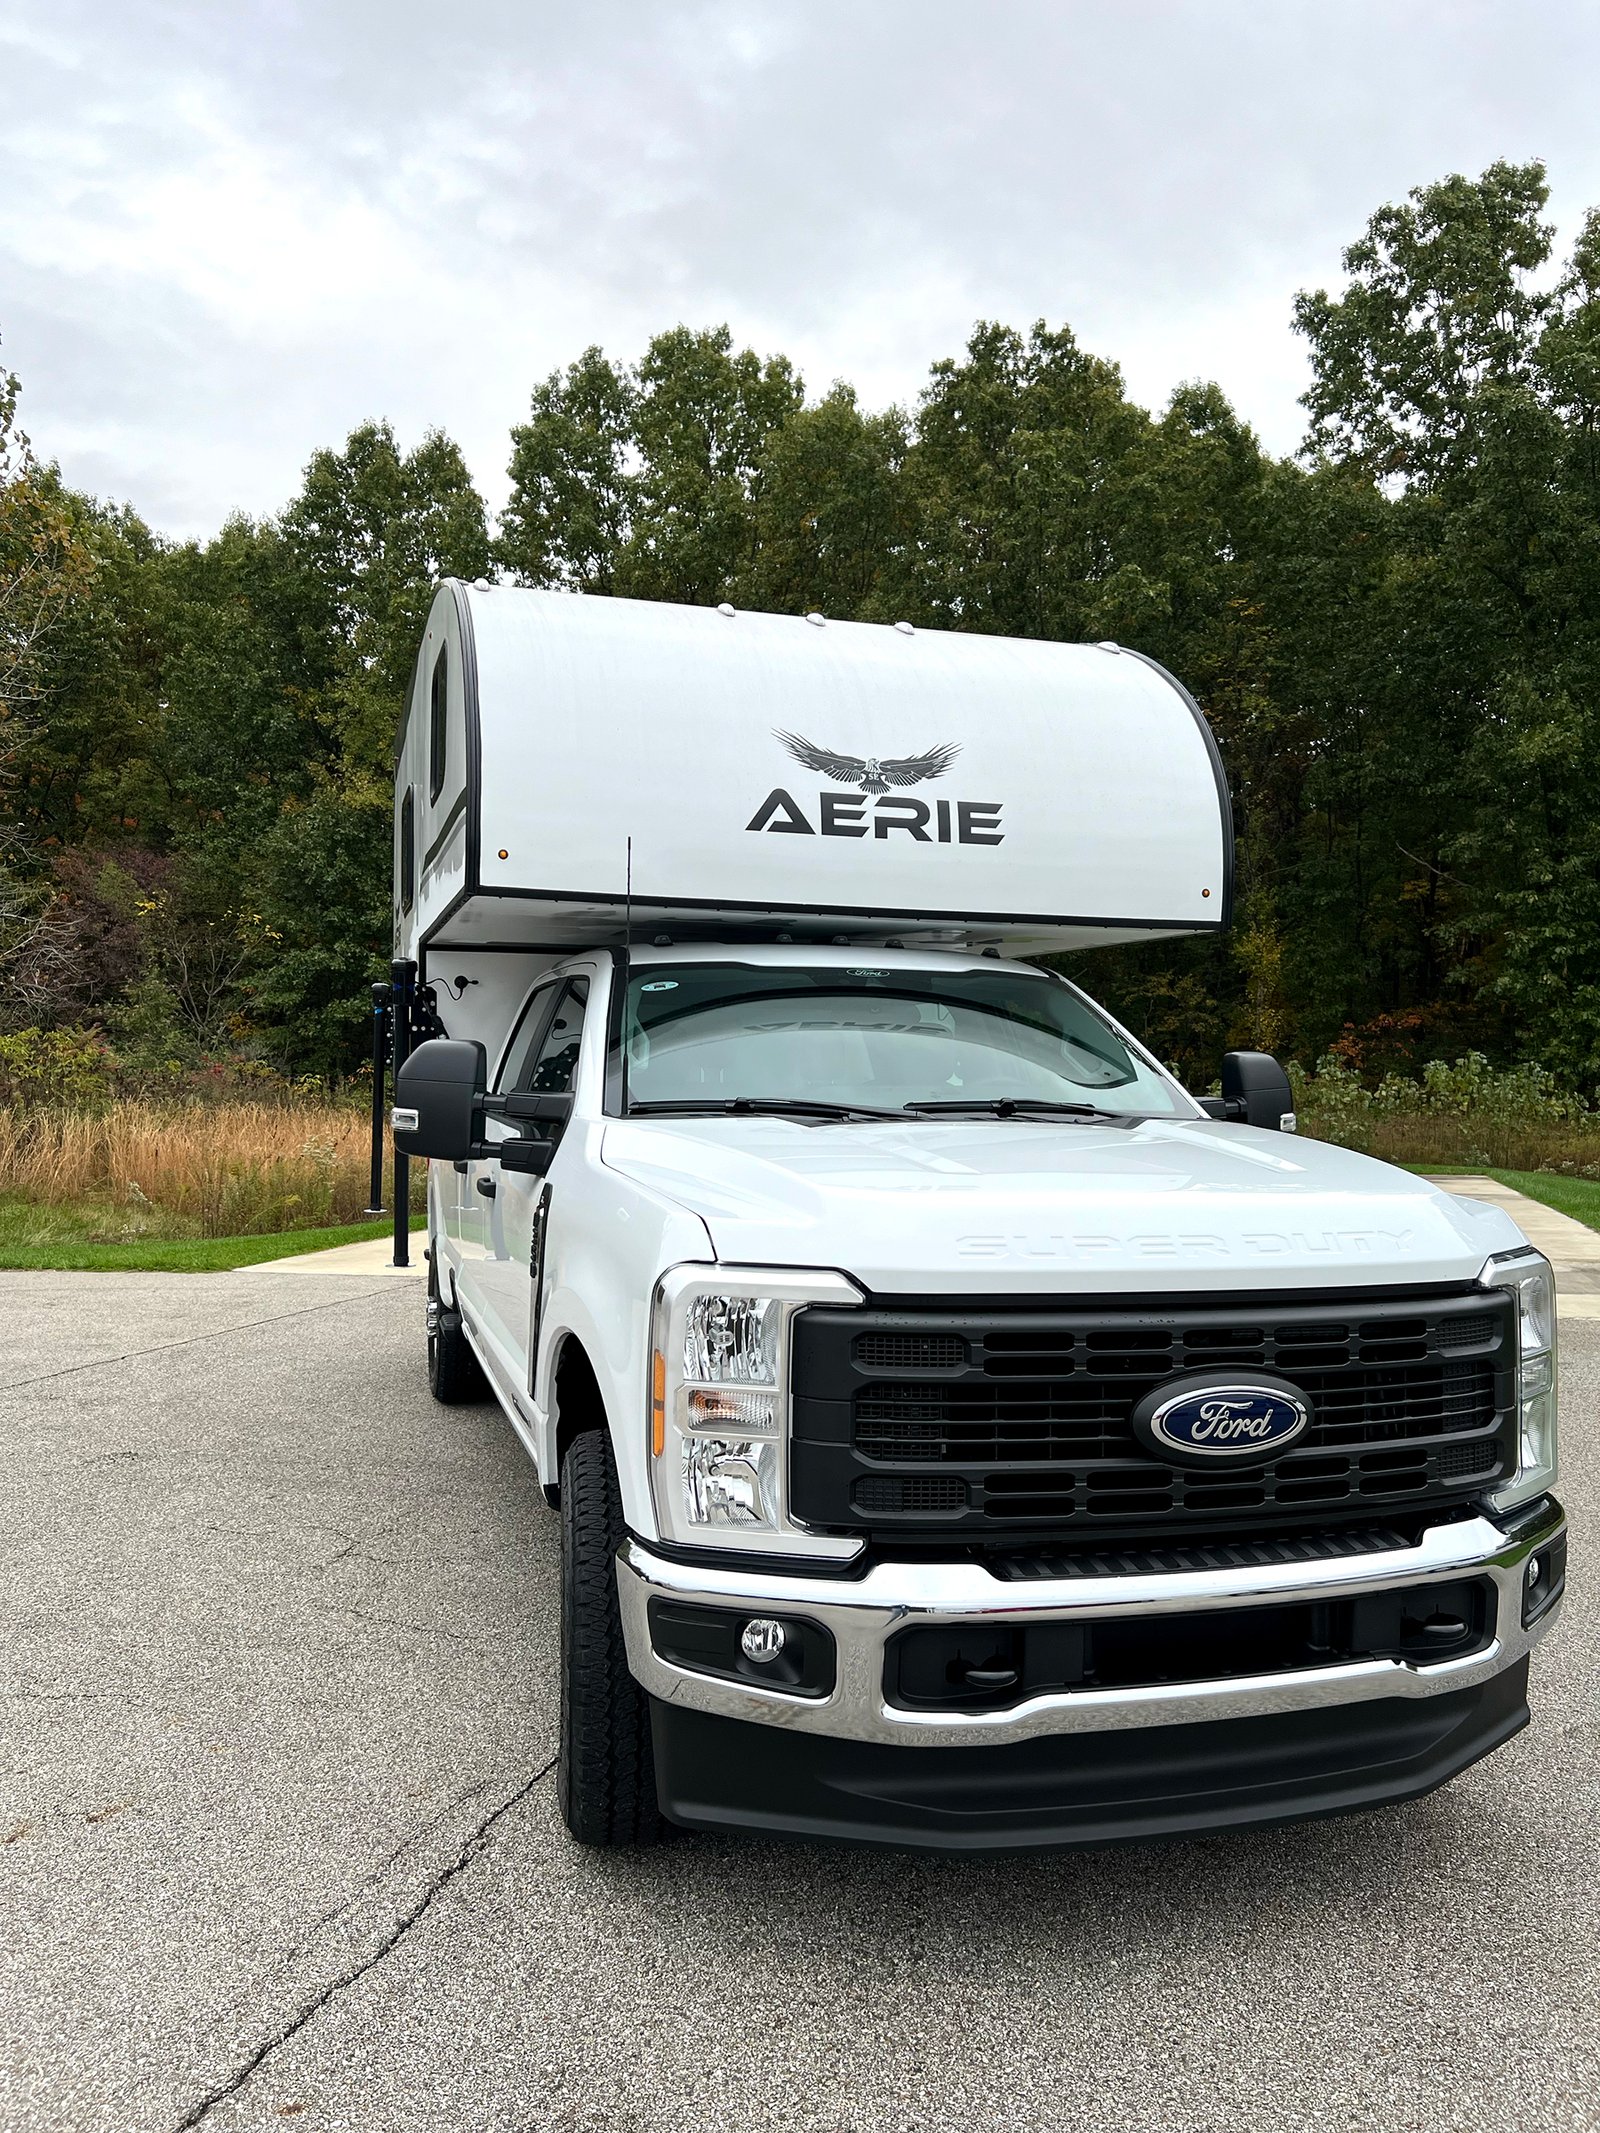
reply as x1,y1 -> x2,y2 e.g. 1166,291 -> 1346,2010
475,1177 -> 497,1200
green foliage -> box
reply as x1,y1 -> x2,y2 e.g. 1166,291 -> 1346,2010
1294,1052 -> 1600,1171
0,1026 -> 114,1110
500,325 -> 804,604
0,348 -> 97,730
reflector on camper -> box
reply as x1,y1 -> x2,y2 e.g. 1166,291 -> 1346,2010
394,585 -> 1231,957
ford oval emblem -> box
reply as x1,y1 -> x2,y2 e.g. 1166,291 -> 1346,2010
1130,1371 -> 1311,1470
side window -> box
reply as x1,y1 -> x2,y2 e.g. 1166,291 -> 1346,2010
522,978 -> 590,1093
428,646 -> 448,804
496,981 -> 559,1094
399,788 -> 416,913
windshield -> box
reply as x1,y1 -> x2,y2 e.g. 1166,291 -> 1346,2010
616,963 -> 1193,1118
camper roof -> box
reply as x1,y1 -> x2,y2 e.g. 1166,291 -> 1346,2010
394,584 -> 1232,961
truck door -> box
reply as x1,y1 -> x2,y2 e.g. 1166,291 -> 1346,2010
472,977 -> 589,1376
454,976 -> 558,1321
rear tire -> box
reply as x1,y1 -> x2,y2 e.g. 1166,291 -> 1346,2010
427,1264 -> 488,1405
558,1428 -> 662,1847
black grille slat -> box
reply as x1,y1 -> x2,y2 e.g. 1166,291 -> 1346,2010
853,1333 -> 967,1370
791,1289 -> 1517,1539
989,1523 -> 1421,1580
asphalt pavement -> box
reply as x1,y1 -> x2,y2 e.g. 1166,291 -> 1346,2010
2,1268 -> 1596,2133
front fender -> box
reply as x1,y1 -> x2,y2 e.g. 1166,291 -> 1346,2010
535,1121 -> 713,1533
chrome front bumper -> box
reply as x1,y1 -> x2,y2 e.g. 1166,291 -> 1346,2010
617,1502 -> 1566,1750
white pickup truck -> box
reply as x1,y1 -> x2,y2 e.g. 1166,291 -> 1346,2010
389,584 -> 1565,1850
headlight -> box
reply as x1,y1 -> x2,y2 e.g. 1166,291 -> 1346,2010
648,1265 -> 864,1559
1481,1248 -> 1558,1511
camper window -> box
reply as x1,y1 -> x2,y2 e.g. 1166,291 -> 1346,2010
428,648 -> 449,803
399,789 -> 416,913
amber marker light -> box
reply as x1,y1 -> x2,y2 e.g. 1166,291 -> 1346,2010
651,1349 -> 667,1457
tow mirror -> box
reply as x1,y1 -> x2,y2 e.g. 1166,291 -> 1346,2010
1214,1050 -> 1297,1133
392,1038 -> 487,1160
499,1137 -> 556,1177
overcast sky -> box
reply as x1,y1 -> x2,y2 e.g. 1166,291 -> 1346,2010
4,0 -> 1599,540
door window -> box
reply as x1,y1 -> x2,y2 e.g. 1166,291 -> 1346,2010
521,979 -> 590,1093
497,981 -> 559,1094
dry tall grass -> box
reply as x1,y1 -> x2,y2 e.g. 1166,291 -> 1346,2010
1301,1113 -> 1600,1174
0,1100 -> 396,1237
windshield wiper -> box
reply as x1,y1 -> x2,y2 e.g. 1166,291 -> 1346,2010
627,1097 -> 906,1121
905,1098 -> 1118,1119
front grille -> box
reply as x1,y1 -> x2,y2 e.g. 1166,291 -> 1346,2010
790,1289 -> 1516,1540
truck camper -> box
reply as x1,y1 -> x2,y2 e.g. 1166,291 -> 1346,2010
389,583 -> 1564,1850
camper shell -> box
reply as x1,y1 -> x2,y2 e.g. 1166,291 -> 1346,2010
387,582 -> 1565,1854
395,583 -> 1232,965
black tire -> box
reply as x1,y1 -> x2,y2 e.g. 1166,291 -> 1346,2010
558,1428 -> 662,1847
428,1265 -> 489,1405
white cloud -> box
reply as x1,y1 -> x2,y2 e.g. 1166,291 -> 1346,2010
4,0 -> 1599,537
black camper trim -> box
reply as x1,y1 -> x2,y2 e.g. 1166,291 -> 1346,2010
448,580 -> 484,901
440,882 -> 1227,933
1122,648 -> 1235,930
422,789 -> 469,872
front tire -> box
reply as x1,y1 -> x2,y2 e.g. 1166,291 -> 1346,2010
427,1264 -> 488,1405
558,1428 -> 661,1846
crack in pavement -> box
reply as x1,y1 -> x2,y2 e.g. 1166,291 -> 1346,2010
0,1290 -> 398,1393
286,1778 -> 498,1958
169,1755 -> 557,2131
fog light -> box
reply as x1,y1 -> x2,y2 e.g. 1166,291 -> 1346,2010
1523,1533 -> 1567,1626
647,1599 -> 836,1697
740,1617 -> 787,1665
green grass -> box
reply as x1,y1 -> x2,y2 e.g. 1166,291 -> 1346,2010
1409,1165 -> 1600,1234
0,1204 -> 426,1273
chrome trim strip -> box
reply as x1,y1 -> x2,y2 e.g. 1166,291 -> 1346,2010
617,1502 -> 1564,1749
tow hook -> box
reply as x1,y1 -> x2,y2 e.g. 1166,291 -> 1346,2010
956,1662 -> 1020,1691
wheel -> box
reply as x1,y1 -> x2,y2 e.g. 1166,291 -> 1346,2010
427,1263 -> 488,1405
558,1427 -> 662,1846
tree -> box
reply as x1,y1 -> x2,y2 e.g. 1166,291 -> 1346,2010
501,327 -> 804,606
282,419 -> 491,780
1294,161 -> 1600,1081
499,347 -> 638,593
0,347 -> 95,758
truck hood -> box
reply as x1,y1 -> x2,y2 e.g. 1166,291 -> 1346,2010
598,1114 -> 1527,1294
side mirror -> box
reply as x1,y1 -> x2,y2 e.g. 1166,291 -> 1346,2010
392,1038 -> 487,1160
1219,1050 -> 1297,1133
499,1137 -> 556,1177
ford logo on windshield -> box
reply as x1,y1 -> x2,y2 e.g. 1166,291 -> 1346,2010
1131,1372 -> 1311,1469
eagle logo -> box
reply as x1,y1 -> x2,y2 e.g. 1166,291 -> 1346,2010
775,730 -> 961,796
